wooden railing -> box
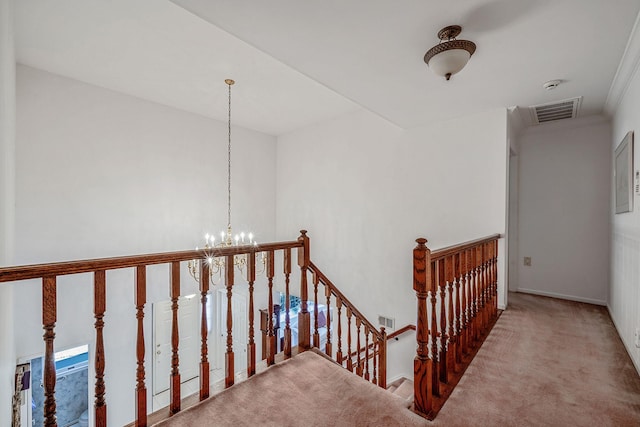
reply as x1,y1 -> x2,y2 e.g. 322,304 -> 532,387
388,324 -> 416,341
308,262 -> 387,388
412,234 -> 501,419
0,230 -> 386,426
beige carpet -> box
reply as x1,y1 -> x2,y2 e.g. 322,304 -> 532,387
151,292 -> 640,426
153,348 -> 427,426
432,292 -> 640,427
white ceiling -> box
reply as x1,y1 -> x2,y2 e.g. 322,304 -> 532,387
15,0 -> 640,135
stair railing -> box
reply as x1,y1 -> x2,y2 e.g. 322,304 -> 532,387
412,234 -> 500,419
308,261 -> 387,388
0,230 -> 388,427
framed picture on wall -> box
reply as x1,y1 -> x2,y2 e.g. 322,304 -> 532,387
614,131 -> 634,214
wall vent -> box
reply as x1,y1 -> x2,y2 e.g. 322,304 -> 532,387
530,97 -> 582,124
378,315 -> 395,330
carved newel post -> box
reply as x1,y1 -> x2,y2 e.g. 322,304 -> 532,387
413,238 -> 433,416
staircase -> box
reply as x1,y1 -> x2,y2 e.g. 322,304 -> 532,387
387,377 -> 414,408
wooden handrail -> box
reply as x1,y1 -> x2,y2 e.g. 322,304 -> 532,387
350,325 -> 416,359
387,324 -> 416,340
308,261 -> 381,339
430,234 -> 501,262
0,240 -> 302,283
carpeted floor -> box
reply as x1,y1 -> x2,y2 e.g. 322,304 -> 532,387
432,292 -> 640,427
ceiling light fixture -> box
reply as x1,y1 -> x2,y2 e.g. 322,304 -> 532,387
424,25 -> 476,81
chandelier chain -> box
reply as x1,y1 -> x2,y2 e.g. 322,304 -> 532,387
227,80 -> 232,230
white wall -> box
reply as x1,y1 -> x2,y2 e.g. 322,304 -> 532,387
276,108 -> 509,379
14,66 -> 277,426
515,117 -> 611,305
0,0 -> 15,423
610,55 -> 640,373
507,111 -> 522,293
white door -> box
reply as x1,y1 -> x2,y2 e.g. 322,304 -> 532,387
153,295 -> 201,395
216,290 -> 248,376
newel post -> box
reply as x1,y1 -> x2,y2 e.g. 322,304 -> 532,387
298,230 -> 311,351
378,327 -> 387,389
413,238 -> 433,417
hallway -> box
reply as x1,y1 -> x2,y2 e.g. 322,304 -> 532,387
432,292 -> 640,426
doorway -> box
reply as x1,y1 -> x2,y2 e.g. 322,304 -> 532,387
22,344 -> 90,427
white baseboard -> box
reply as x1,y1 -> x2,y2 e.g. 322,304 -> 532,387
516,288 -> 606,306
607,304 -> 640,376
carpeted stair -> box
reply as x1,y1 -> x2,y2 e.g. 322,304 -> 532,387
387,377 -> 414,408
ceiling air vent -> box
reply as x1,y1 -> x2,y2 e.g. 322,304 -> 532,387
530,97 -> 582,125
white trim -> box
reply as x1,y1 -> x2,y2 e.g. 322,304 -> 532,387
607,304 -> 640,376
515,288 -> 606,306
605,10 -> 640,116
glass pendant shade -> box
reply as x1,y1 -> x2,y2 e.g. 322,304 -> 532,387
426,47 -> 472,80
424,26 -> 476,81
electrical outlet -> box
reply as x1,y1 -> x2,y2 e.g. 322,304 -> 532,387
635,328 -> 640,348
523,257 -> 532,266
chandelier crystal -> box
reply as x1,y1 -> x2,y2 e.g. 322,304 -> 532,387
188,79 -> 265,285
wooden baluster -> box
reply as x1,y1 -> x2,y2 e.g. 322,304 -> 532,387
445,256 -> 456,374
42,276 -> 57,426
313,271 -> 320,348
453,254 -> 463,367
493,240 -> 499,318
489,241 -> 495,320
225,255 -> 234,388
478,245 -> 486,335
483,243 -> 490,330
346,307 -> 353,371
372,339 -> 378,386
459,251 -> 468,356
478,244 -> 485,333
469,248 -> 477,344
283,248 -> 292,359
364,326 -> 370,381
94,271 -> 107,427
379,327 -> 387,389
135,266 -> 147,427
492,241 -> 497,317
297,230 -> 310,351
266,251 -> 276,366
475,246 -> 482,341
336,299 -> 343,365
324,284 -> 332,357
247,252 -> 256,377
170,262 -> 181,415
429,259 -> 439,397
413,238 -> 432,414
356,318 -> 362,376
465,249 -> 473,349
199,263 -> 210,399
437,259 -> 448,383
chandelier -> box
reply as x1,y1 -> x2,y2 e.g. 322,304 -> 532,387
188,79 -> 265,285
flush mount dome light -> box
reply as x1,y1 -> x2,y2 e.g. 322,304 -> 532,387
424,25 -> 476,81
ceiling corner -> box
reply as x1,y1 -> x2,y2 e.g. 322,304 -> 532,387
604,9 -> 640,116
